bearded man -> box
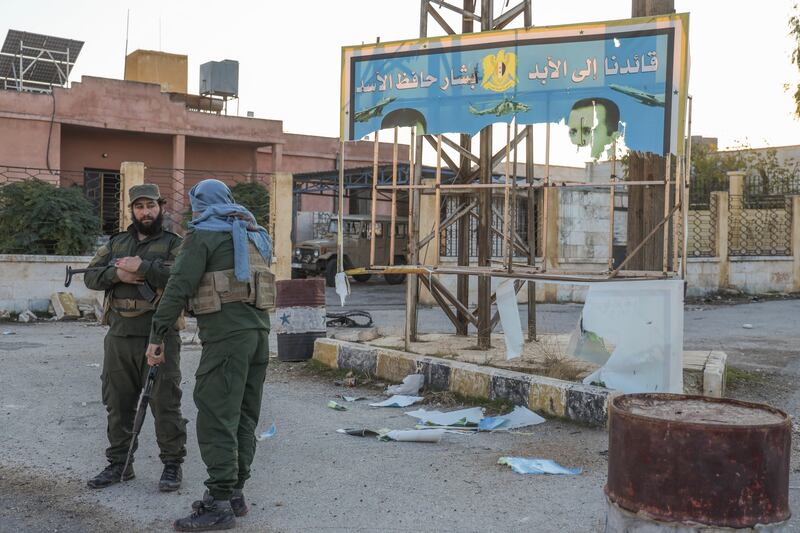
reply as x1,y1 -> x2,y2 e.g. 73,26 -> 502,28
84,183 -> 188,492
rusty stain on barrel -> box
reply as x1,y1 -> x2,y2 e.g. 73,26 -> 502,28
275,279 -> 326,362
606,393 -> 790,528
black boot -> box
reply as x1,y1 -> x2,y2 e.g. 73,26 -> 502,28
229,489 -> 248,517
87,463 -> 134,489
176,492 -> 235,531
159,461 -> 182,492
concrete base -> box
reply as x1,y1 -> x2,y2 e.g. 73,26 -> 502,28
682,350 -> 728,398
604,496 -> 788,532
314,337 -> 613,426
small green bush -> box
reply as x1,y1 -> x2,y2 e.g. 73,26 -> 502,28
0,179 -> 100,255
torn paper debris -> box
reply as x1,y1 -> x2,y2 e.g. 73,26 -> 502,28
369,395 -> 424,408
407,407 -> 484,427
334,272 -> 350,307
498,457 -> 582,475
478,406 -> 546,431
256,423 -> 277,441
572,280 -> 684,394
386,374 -> 424,396
496,279 -> 523,360
382,429 -> 445,443
339,395 -> 366,402
336,428 -> 381,437
327,400 -> 348,411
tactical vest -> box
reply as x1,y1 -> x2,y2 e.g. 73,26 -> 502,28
187,240 -> 275,315
99,231 -> 182,328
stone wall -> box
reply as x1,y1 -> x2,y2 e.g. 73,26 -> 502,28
0,255 -> 100,313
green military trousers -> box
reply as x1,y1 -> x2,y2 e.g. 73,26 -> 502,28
193,329 -> 269,500
101,333 -> 187,464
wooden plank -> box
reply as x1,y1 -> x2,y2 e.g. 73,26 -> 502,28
370,130 -> 379,267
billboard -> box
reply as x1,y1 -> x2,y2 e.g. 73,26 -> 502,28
341,13 -> 689,157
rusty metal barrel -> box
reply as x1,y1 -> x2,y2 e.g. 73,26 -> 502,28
274,279 -> 326,362
606,393 -> 791,529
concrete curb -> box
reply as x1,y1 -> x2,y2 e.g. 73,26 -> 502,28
313,338 -> 613,427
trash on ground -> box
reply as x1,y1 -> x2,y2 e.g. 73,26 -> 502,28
381,429 -> 445,443
17,310 -> 37,323
386,373 -> 424,396
1,331 -> 15,335
327,400 -> 348,411
407,407 -> 484,427
326,310 -> 373,328
336,428 -> 381,437
369,395 -> 423,408
742,323 -> 754,329
256,423 -> 277,441
85,363 -> 100,368
478,406 -> 545,431
339,395 -> 366,402
497,457 -> 582,475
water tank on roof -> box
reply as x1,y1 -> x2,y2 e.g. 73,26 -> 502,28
199,60 -> 239,98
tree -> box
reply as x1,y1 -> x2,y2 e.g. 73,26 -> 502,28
230,181 -> 270,227
0,179 -> 101,255
791,3 -> 800,117
182,180 -> 270,229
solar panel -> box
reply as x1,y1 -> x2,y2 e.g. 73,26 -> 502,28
2,29 -> 84,57
0,29 -> 84,89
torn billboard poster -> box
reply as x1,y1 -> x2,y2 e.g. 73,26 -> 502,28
569,280 -> 684,393
341,14 -> 689,157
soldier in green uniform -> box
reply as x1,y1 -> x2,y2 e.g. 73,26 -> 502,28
147,178 -> 273,532
84,184 -> 187,492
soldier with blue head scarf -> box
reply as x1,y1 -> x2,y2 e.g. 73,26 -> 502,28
147,178 -> 274,531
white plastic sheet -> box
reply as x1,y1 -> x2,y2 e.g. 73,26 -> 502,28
477,406 -> 545,431
386,374 -> 424,396
406,407 -> 485,427
496,279 -> 523,360
334,272 -> 350,307
573,280 -> 684,393
498,457 -> 582,475
369,395 -> 424,408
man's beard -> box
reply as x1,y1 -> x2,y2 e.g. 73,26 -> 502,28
132,209 -> 164,236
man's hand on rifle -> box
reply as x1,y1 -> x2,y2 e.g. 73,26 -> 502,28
115,256 -> 143,273
117,269 -> 144,285
146,343 -> 165,366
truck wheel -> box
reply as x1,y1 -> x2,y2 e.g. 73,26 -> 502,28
383,257 -> 406,285
353,274 -> 372,283
325,259 -> 337,288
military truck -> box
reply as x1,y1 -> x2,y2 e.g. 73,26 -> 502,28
292,214 -> 408,287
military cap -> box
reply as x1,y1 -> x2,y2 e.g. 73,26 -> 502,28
128,183 -> 162,205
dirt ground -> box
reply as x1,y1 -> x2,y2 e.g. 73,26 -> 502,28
1,294 -> 799,532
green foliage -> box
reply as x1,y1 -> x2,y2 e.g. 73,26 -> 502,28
690,143 -> 799,201
230,181 -> 270,227
791,4 -> 800,118
0,179 -> 100,255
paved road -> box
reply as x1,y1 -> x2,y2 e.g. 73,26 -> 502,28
0,292 -> 798,532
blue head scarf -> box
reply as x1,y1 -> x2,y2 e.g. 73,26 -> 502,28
189,179 -> 272,282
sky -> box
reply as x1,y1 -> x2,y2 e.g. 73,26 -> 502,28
2,0 -> 799,167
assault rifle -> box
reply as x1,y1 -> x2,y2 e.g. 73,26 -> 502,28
121,358 -> 159,481
64,266 -> 157,302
